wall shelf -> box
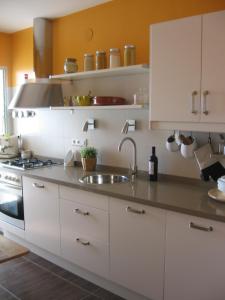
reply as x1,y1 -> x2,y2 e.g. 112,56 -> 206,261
49,64 -> 149,81
50,104 -> 147,111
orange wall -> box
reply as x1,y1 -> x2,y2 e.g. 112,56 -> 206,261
52,0 -> 225,74
7,0 -> 225,85
0,32 -> 12,86
11,28 -> 33,87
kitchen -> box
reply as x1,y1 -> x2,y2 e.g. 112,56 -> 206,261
0,0 -> 225,299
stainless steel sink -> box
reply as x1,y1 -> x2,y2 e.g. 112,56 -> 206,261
79,174 -> 129,184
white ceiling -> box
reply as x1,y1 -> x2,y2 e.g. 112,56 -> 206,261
0,0 -> 111,33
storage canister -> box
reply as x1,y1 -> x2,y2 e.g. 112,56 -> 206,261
64,58 -> 78,73
124,45 -> 136,66
96,51 -> 107,70
109,48 -> 121,68
84,53 -> 94,71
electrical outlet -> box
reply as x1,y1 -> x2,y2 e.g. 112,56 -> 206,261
72,138 -> 87,147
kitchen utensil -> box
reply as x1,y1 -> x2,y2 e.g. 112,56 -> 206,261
194,144 -> 225,181
21,150 -> 32,159
166,134 -> 179,152
180,137 -> 197,158
208,188 -> 225,202
64,150 -> 74,167
175,132 -> 185,146
218,134 -> 225,154
92,96 -> 126,106
17,135 -> 23,154
72,95 -> 91,106
194,144 -> 214,170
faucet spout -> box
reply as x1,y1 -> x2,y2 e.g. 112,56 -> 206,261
118,137 -> 137,176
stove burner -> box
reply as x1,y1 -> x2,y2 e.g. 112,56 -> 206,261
1,158 -> 59,170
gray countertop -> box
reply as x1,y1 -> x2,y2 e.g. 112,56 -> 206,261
12,164 -> 225,223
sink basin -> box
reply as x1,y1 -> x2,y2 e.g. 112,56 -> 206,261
79,174 -> 129,184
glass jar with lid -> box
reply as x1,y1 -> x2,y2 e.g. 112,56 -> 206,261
124,45 -> 136,66
109,48 -> 121,68
96,51 -> 107,70
64,58 -> 78,73
84,53 -> 94,72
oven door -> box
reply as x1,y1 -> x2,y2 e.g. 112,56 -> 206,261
0,183 -> 24,230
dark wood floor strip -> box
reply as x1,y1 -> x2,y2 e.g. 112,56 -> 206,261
0,253 -> 124,300
0,283 -> 21,300
22,254 -> 95,296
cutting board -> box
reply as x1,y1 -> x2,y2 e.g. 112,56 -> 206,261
0,234 -> 28,263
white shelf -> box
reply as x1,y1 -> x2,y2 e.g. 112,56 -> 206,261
49,64 -> 149,81
50,104 -> 146,111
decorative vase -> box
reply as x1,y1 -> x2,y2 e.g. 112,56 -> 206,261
81,157 -> 96,171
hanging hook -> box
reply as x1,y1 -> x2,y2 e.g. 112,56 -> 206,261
208,132 -> 212,144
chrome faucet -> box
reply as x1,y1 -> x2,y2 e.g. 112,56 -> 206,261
118,137 -> 137,177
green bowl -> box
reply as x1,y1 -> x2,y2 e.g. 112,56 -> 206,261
72,96 -> 91,106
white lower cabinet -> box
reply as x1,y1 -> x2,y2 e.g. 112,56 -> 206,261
23,177 -> 60,255
59,186 -> 109,278
110,197 -> 166,300
23,179 -> 225,300
165,211 -> 225,300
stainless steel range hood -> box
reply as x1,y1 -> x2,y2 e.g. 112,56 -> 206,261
8,82 -> 63,109
9,18 -> 64,109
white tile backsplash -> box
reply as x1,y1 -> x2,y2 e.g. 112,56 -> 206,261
10,74 -> 223,179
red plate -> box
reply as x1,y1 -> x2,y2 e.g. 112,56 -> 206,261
92,96 -> 126,106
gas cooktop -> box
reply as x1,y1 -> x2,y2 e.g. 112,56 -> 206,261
0,158 -> 60,171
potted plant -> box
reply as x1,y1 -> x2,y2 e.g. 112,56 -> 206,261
80,147 -> 97,171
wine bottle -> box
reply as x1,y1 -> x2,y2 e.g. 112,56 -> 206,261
149,146 -> 158,181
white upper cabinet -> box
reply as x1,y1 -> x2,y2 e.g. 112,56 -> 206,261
150,10 -> 225,131
201,10 -> 225,123
150,15 -> 202,123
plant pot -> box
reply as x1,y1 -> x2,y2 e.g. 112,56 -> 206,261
81,157 -> 96,171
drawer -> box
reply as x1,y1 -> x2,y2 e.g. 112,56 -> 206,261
60,198 -> 108,243
59,185 -> 108,211
61,230 -> 109,278
23,177 -> 58,198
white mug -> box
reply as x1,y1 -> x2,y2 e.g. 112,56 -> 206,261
181,138 -> 197,158
166,140 -> 179,152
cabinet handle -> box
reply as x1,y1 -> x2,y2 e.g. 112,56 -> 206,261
32,182 -> 45,188
191,90 -> 198,114
189,222 -> 213,232
73,208 -> 89,216
76,238 -> 90,246
126,206 -> 145,214
202,90 -> 209,115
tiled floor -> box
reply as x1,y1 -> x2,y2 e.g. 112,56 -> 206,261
0,252 -> 124,300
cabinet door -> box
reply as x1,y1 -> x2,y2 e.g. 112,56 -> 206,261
165,211 -> 225,300
110,198 -> 165,300
150,15 -> 201,122
23,177 -> 60,255
201,10 -> 225,123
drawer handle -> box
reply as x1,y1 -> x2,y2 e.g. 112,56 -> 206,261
191,90 -> 198,114
73,208 -> 89,216
126,206 -> 145,214
76,238 -> 90,246
190,222 -> 213,232
202,90 -> 209,115
32,183 -> 45,188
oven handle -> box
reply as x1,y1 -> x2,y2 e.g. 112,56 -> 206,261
0,182 -> 22,192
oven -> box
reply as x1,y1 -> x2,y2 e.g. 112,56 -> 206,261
0,171 -> 24,230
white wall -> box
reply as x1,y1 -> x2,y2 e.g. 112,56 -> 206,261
12,73 -> 223,179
